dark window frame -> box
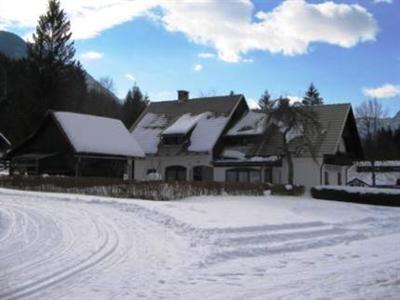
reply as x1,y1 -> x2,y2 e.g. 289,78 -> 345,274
165,165 -> 187,181
226,168 -> 261,183
193,165 -> 214,182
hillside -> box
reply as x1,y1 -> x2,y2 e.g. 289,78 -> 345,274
0,30 -> 118,99
0,31 -> 27,60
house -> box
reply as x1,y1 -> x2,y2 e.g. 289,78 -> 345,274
347,161 -> 400,188
131,91 -> 363,186
6,111 -> 144,178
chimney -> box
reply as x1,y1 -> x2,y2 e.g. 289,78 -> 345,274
177,90 -> 189,102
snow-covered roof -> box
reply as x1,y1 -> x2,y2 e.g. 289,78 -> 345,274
131,113 -> 168,154
162,113 -> 210,135
130,95 -> 243,155
218,146 -> 279,164
132,112 -> 230,154
53,112 -> 144,157
188,114 -> 229,152
226,111 -> 267,136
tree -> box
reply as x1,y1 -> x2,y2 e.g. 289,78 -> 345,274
356,98 -> 386,138
121,84 -> 148,128
355,98 -> 387,186
302,83 -> 323,106
263,97 -> 321,185
258,90 -> 271,111
28,0 -> 83,113
29,0 -> 75,67
99,77 -> 116,93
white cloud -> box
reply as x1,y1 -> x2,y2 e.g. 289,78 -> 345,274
247,98 -> 260,109
193,64 -> 203,72
0,0 -> 378,62
363,84 -> 400,99
157,0 -> 378,62
198,52 -> 215,59
125,73 -> 135,81
80,51 -> 103,60
287,96 -> 303,105
373,0 -> 392,3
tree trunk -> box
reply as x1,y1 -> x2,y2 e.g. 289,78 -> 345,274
371,160 -> 376,187
282,132 -> 294,185
287,151 -> 294,185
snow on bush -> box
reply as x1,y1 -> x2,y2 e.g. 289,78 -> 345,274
311,185 -> 400,207
0,176 -> 265,200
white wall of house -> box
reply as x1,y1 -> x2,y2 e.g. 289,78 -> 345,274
134,154 -> 212,181
274,157 -> 346,187
134,155 -> 347,187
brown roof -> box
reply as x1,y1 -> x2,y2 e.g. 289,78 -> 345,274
218,103 -> 359,159
131,94 -> 243,130
130,94 -> 245,155
257,103 -> 354,157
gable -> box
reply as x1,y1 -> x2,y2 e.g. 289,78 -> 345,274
217,103 -> 362,159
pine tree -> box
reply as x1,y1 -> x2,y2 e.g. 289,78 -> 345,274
28,0 -> 87,113
122,84 -> 148,128
302,83 -> 323,106
258,90 -> 271,111
30,0 -> 75,67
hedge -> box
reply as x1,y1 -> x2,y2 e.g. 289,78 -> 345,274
271,184 -> 305,196
311,185 -> 400,207
0,175 -> 266,200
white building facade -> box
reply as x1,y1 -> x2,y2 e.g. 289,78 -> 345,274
131,91 -> 362,187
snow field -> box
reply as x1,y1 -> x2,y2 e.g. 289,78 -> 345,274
0,189 -> 400,299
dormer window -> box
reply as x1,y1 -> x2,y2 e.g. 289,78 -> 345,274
162,135 -> 187,145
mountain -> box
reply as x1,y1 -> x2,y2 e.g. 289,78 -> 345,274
0,31 -> 28,60
380,112 -> 400,131
0,30 -> 118,99
356,111 -> 400,137
84,72 -> 119,101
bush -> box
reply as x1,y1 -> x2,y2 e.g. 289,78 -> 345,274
311,186 -> 400,207
0,176 -> 265,200
271,184 -> 305,196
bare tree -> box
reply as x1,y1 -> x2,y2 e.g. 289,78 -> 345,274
262,97 -> 321,185
356,98 -> 386,138
98,77 -> 116,93
355,98 -> 387,186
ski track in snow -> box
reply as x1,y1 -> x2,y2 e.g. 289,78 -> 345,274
0,190 -> 399,299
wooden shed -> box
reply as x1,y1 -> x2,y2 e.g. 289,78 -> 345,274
6,111 -> 144,178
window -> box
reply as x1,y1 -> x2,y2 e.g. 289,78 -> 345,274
226,168 -> 261,183
324,171 -> 330,185
193,166 -> 213,181
165,166 -> 187,181
337,172 -> 342,186
162,135 -> 186,145
264,168 -> 273,184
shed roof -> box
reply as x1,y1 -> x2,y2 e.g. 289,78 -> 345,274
53,112 -> 144,157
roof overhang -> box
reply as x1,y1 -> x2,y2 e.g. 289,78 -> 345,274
212,159 -> 282,167
323,154 -> 353,166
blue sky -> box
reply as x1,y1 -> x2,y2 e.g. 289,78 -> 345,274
2,0 -> 399,115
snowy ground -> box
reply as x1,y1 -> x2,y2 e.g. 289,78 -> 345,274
0,188 -> 400,299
